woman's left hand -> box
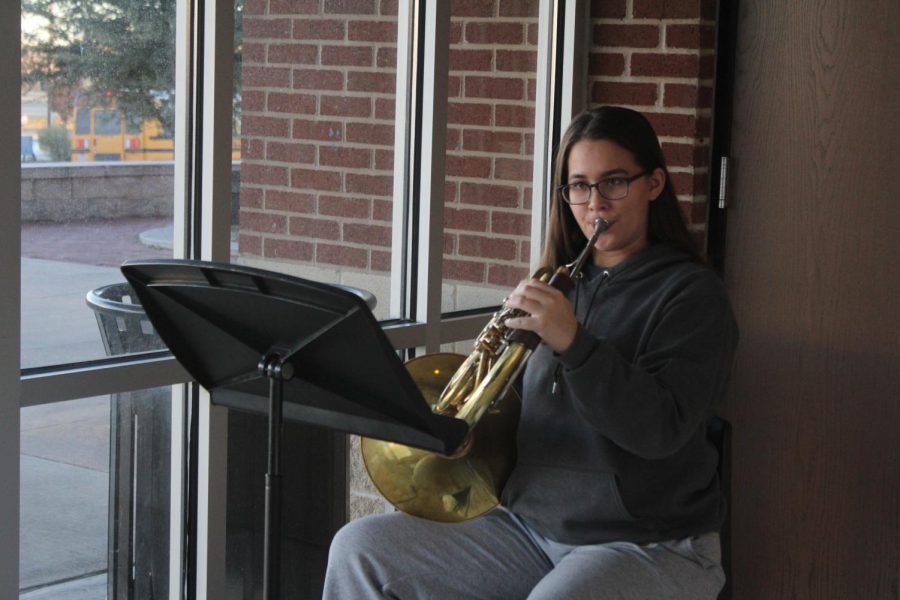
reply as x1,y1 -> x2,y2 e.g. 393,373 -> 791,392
504,279 -> 578,353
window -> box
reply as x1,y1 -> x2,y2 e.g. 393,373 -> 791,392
94,110 -> 122,135
19,0 -> 183,596
21,0 -> 176,368
75,109 -> 91,135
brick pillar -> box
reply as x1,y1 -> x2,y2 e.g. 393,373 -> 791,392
589,0 -> 718,247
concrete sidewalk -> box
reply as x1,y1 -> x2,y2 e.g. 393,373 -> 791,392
20,218 -> 177,598
21,217 -> 171,267
20,259 -> 117,599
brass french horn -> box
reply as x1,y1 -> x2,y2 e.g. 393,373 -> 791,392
361,218 -> 610,522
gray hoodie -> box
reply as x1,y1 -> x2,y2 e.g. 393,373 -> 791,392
501,243 -> 738,545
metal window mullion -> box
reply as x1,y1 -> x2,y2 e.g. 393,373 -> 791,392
390,1 -> 449,354
19,357 -> 190,407
530,0 -> 559,270
560,0 -> 590,136
416,1 -> 450,353
173,0 -> 192,261
169,1 -> 198,594
390,1 -> 416,322
0,1 -> 20,594
376,312 -> 493,352
192,0 -> 234,598
199,0 -> 234,263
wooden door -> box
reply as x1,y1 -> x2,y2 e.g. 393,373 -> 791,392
721,1 -> 899,598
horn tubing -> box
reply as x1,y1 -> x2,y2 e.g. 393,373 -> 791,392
360,217 -> 610,522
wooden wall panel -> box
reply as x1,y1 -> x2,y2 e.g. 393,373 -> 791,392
723,1 -> 899,598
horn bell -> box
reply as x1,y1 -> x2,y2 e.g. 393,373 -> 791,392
360,352 -> 520,523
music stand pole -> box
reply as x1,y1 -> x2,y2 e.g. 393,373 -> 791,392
259,353 -> 294,600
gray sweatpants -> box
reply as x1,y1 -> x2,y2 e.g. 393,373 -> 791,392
323,507 -> 725,599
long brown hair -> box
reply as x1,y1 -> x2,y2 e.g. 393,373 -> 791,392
540,106 -> 703,268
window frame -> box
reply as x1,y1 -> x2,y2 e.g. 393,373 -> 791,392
1,2 -> 21,596
390,0 -> 450,354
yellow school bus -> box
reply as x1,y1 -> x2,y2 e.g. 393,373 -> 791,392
70,106 -> 240,161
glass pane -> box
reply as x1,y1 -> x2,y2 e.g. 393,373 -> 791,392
443,0 -> 539,311
21,0 -> 177,368
233,0 -> 398,320
126,114 -> 142,135
74,108 -> 91,135
20,388 -> 173,599
94,110 -> 122,135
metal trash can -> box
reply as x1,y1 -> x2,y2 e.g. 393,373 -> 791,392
86,282 -> 170,600
85,283 -> 166,356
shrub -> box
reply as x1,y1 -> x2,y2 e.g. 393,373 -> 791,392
38,126 -> 72,162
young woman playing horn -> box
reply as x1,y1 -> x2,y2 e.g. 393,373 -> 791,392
323,106 -> 738,599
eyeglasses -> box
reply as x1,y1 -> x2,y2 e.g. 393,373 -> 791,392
558,172 -> 647,204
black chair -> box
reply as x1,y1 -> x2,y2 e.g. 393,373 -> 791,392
707,416 -> 732,600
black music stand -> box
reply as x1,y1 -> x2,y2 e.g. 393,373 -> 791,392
120,259 -> 468,600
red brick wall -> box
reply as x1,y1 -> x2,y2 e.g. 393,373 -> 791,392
589,0 -> 718,247
442,0 -> 540,290
238,0 -> 716,283
238,0 -> 399,273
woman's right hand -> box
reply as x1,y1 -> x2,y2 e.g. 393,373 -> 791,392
504,278 -> 579,354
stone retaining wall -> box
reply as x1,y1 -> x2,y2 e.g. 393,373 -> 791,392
21,161 -> 241,223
